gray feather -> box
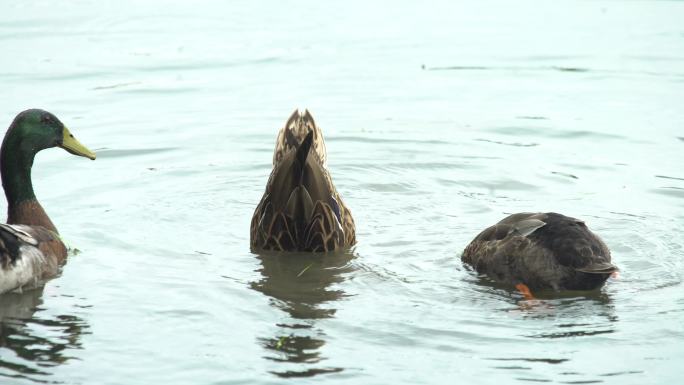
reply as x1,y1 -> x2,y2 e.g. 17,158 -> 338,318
511,219 -> 546,237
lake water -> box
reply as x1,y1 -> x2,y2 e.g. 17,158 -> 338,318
1,1 -> 683,384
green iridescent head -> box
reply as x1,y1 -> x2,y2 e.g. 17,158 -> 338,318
1,109 -> 95,204
3,109 -> 96,160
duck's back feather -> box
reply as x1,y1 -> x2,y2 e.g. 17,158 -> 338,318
462,212 -> 617,291
0,224 -> 64,293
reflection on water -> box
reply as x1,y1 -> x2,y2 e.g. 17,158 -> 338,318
0,288 -> 88,383
475,274 -> 618,322
473,282 -> 621,382
250,251 -> 355,378
518,294 -> 618,340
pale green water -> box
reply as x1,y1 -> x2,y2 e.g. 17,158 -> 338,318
1,1 -> 683,384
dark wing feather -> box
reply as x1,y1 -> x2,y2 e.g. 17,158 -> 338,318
526,212 -> 614,271
0,224 -> 38,268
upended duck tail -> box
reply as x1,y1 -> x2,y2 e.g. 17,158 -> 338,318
273,109 -> 328,167
284,131 -> 315,244
294,131 -> 314,184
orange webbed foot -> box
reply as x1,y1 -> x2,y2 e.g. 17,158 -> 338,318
515,283 -> 536,300
514,283 -> 550,311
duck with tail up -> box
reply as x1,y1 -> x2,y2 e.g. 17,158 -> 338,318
251,109 -> 356,252
0,109 -> 95,294
462,212 -> 618,298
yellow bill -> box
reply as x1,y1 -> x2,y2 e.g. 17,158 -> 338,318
60,127 -> 96,160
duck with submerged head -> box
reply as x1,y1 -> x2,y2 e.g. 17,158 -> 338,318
462,212 -> 618,298
251,109 -> 355,252
0,109 -> 95,294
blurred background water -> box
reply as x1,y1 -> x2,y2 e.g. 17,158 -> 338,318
0,0 -> 683,384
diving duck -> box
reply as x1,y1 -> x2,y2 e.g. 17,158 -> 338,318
462,212 -> 617,297
251,109 -> 356,252
0,109 -> 95,294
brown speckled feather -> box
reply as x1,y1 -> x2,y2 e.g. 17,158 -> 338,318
462,212 -> 617,291
251,110 -> 355,252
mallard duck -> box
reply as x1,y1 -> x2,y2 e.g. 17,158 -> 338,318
462,212 -> 617,296
0,109 -> 95,294
251,109 -> 356,252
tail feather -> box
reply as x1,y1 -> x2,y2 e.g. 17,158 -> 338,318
272,109 -> 327,166
295,131 -> 314,173
576,262 -> 618,274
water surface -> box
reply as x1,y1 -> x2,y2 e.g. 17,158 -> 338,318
1,1 -> 683,384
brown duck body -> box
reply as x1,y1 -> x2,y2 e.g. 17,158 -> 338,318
251,110 -> 356,252
462,212 -> 617,291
